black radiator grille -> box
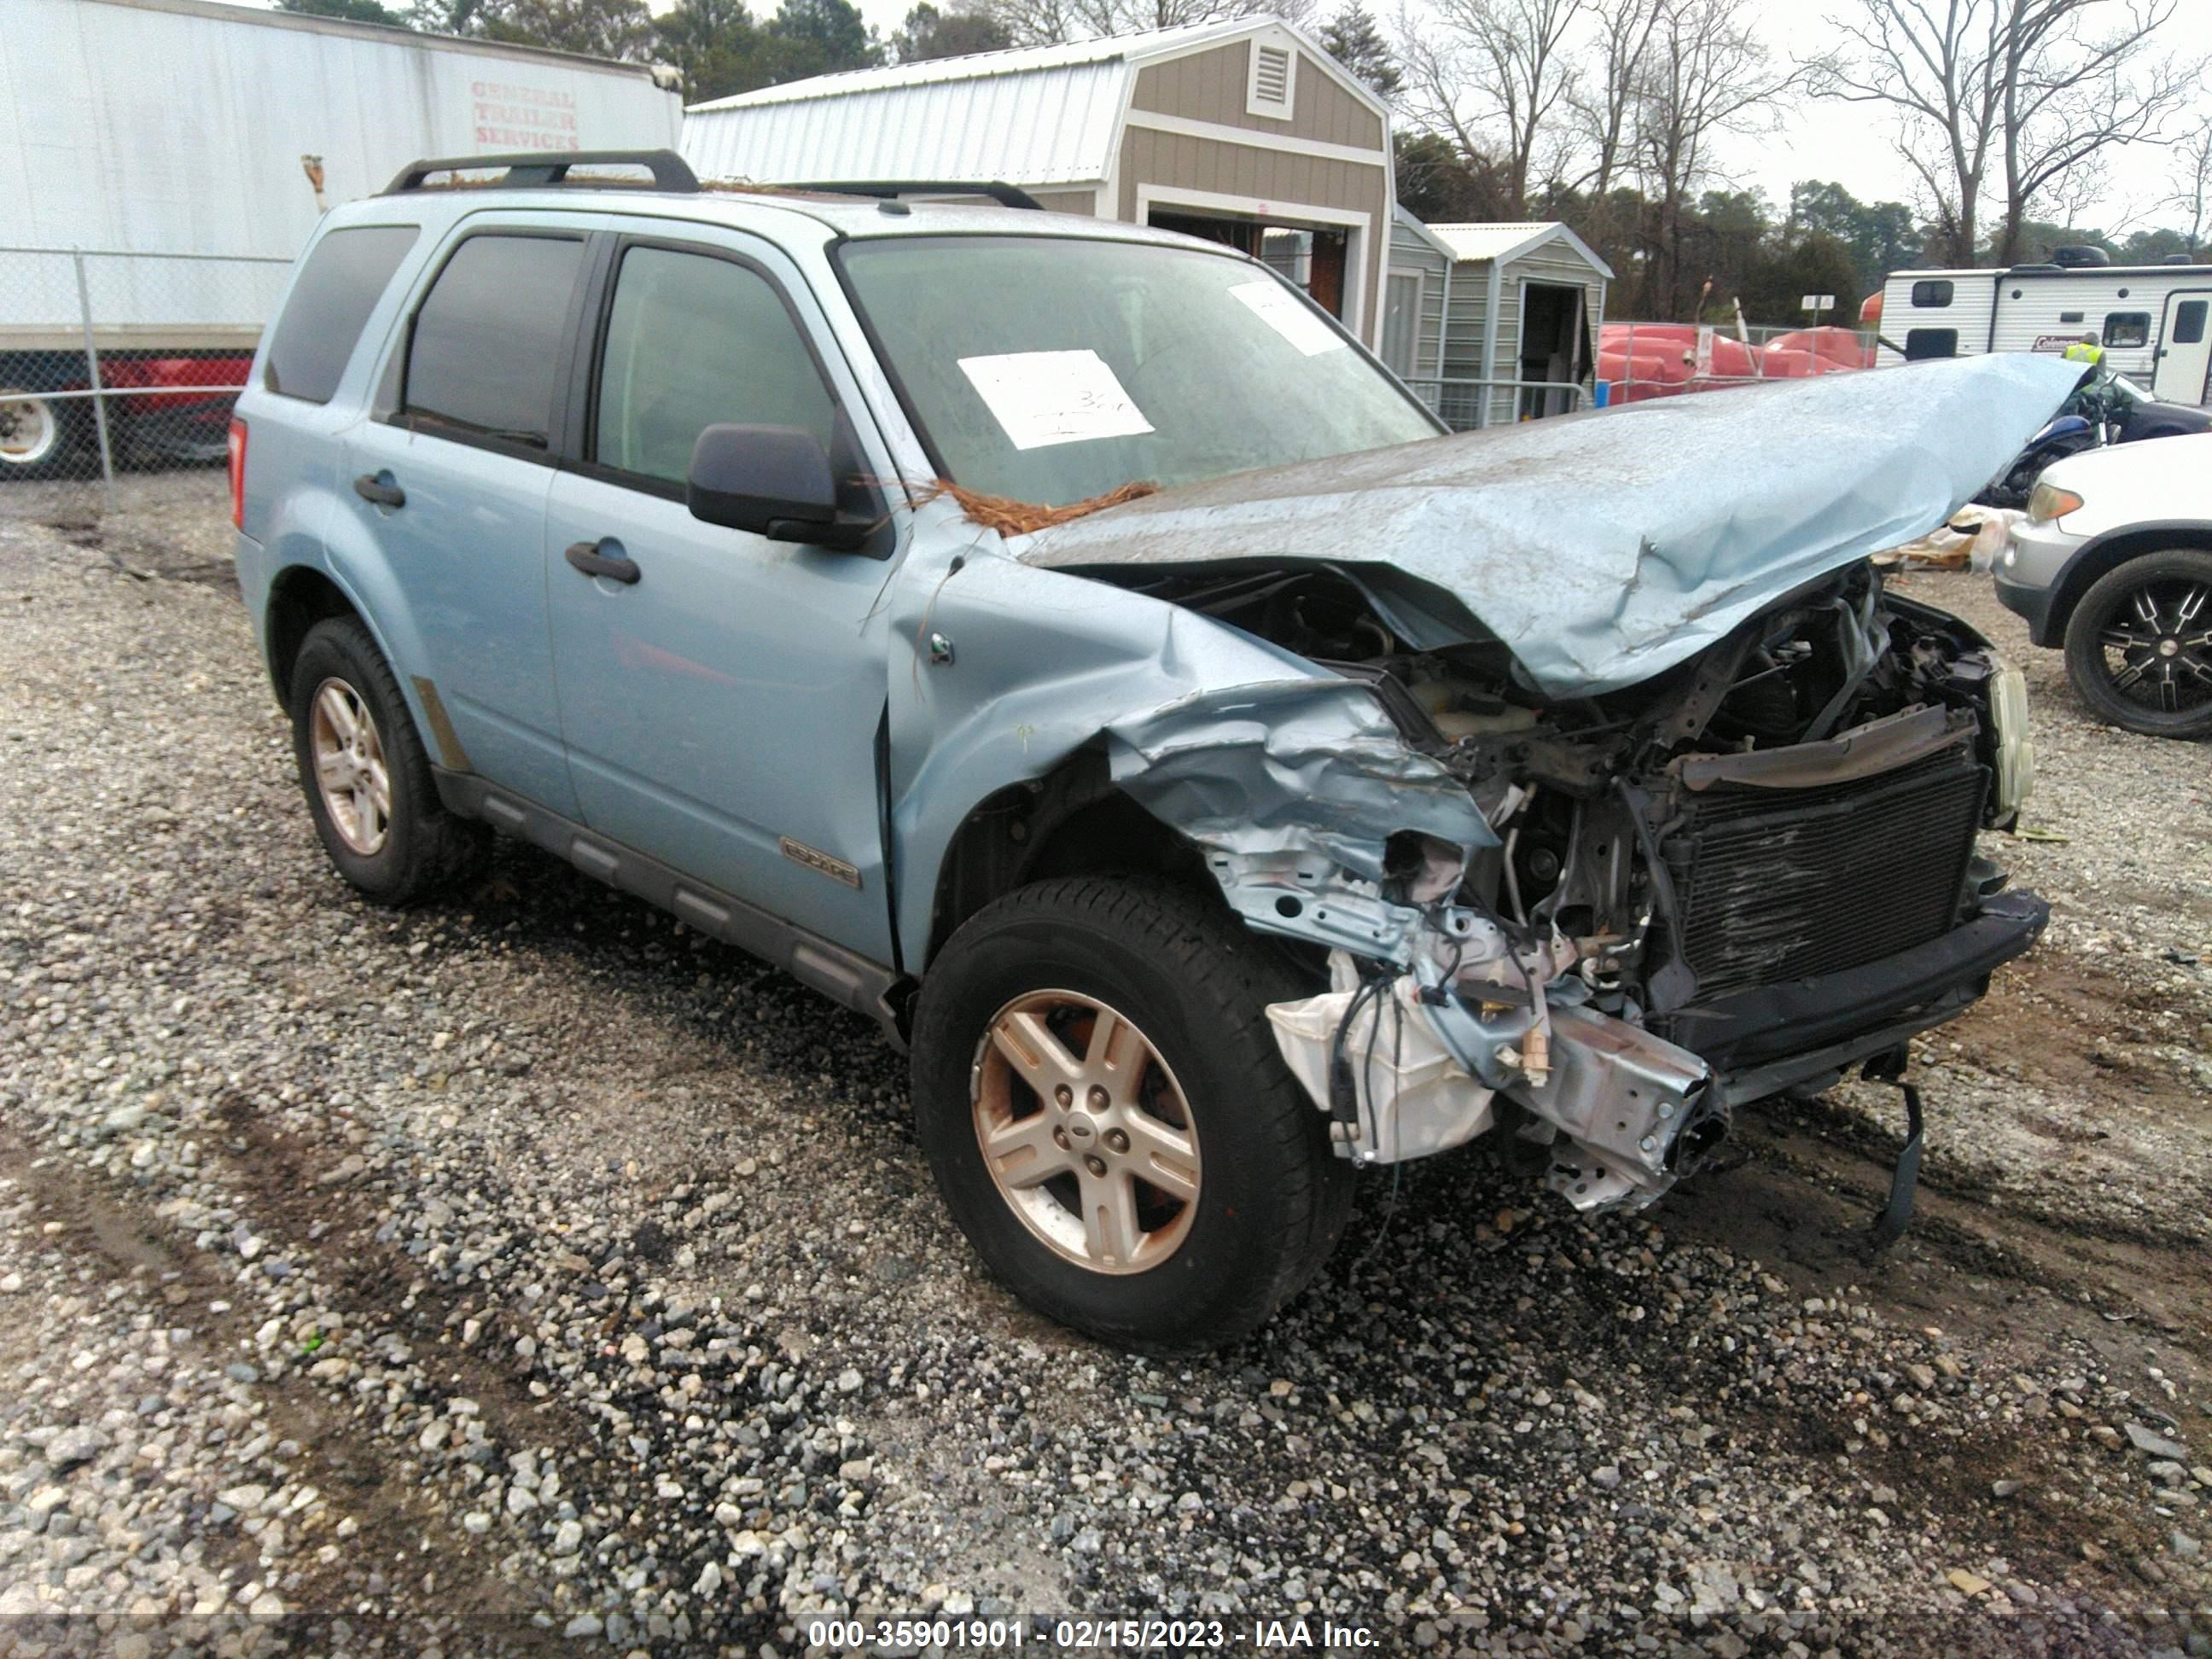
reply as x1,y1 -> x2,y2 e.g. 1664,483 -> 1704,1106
1659,748 -> 1988,1003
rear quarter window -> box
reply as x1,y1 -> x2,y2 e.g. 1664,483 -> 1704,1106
403,233 -> 587,445
265,224 -> 419,405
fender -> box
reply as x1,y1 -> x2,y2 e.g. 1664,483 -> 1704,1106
880,500 -> 1489,971
2034,517 -> 2212,648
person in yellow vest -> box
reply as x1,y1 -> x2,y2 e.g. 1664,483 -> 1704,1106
2062,339 -> 2104,367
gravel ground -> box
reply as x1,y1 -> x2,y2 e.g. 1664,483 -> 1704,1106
1,480 -> 2208,1657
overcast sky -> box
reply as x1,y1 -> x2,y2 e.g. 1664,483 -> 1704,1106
208,0 -> 2212,234
1738,3 -> 2212,233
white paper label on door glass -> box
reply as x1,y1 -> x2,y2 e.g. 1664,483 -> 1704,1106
1230,280 -> 1347,356
956,350 -> 1155,451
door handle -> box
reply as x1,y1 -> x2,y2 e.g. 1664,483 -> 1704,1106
352,473 -> 405,509
565,538 -> 640,585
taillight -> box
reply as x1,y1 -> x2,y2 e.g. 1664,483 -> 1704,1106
227,417 -> 247,529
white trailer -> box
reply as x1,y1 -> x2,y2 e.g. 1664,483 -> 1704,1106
0,0 -> 680,477
1873,259 -> 2212,405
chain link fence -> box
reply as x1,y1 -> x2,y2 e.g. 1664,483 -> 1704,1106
1402,376 -> 1591,432
1,247 -> 289,545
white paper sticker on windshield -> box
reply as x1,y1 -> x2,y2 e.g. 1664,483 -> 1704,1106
1230,280 -> 1348,356
956,350 -> 1155,451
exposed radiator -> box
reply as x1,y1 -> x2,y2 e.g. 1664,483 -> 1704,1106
1657,743 -> 1989,1004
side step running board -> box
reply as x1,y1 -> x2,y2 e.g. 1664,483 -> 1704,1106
430,769 -> 907,1045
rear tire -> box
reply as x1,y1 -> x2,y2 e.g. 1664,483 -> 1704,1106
2062,549 -> 2212,740
911,876 -> 1355,1353
288,616 -> 492,904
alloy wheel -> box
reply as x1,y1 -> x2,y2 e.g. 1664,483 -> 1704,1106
969,989 -> 1201,1274
309,677 -> 393,855
2095,576 -> 2212,718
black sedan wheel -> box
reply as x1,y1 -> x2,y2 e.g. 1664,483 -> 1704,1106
2063,549 -> 2212,739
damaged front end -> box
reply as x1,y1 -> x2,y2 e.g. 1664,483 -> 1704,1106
1107,559 -> 2046,1220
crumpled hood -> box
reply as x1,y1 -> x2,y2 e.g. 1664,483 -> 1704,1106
1018,353 -> 2084,698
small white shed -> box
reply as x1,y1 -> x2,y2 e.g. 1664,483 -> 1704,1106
1385,217 -> 1613,428
681,18 -> 1399,348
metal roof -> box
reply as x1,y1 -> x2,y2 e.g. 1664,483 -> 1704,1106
683,16 -> 1386,190
689,20 -> 1260,110
1428,221 -> 1615,280
1392,204 -> 1457,263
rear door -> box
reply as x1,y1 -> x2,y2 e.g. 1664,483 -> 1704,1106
541,227 -> 899,961
342,220 -> 592,818
2154,291 -> 2212,405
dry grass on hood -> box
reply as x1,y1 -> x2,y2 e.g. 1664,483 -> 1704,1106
896,479 -> 1159,537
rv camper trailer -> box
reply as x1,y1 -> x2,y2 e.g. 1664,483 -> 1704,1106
1871,251 -> 2212,405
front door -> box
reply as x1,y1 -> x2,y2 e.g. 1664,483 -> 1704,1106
2154,291 -> 2212,405
543,232 -> 896,961
342,225 -> 592,817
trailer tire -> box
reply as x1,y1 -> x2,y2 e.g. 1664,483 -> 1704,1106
0,387 -> 78,481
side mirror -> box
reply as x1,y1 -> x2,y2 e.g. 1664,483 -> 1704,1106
686,423 -> 868,550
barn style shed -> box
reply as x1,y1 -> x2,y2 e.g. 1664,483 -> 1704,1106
1383,214 -> 1613,427
681,17 -> 1398,347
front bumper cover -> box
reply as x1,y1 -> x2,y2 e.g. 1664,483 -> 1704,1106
1269,888 -> 2048,1214
1993,569 -> 2058,643
1667,888 -> 2050,1074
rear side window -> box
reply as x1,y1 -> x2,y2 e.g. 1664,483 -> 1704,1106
2103,311 -> 2151,348
591,245 -> 836,487
1904,328 -> 1958,360
1910,279 -> 1953,308
2175,301 -> 2209,346
404,234 -> 586,445
265,224 -> 418,404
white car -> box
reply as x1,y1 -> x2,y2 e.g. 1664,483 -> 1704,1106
1998,432 -> 2212,738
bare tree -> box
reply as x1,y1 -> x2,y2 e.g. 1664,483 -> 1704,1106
1826,0 -> 2007,265
1994,0 -> 2192,261
2040,150 -> 2113,235
2168,116 -> 2212,256
1563,0 -> 1664,197
1396,0 -> 1586,217
1827,0 -> 2193,265
986,0 -> 1307,44
1634,0 -> 1807,316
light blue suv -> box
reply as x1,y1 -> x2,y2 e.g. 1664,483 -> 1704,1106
231,150 -> 2075,1351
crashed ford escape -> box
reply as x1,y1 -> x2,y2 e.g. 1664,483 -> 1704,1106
230,157 -> 2084,1352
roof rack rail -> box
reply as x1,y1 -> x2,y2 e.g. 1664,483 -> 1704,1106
382,149 -> 700,195
789,180 -> 1044,211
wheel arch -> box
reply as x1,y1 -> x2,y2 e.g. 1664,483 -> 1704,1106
918,747 -> 1211,974
2045,521 -> 2212,648
264,564 -> 362,703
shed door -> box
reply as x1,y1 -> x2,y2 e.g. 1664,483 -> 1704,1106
1517,281 -> 1585,417
1382,274 -> 1420,376
2154,292 -> 2212,405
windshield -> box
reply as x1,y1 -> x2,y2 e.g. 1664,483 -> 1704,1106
837,234 -> 1441,506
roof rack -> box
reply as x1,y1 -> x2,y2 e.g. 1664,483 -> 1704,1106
382,149 -> 700,195
788,180 -> 1043,211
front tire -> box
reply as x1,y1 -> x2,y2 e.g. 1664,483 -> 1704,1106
288,616 -> 491,903
911,876 -> 1354,1353
2062,550 -> 2212,740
